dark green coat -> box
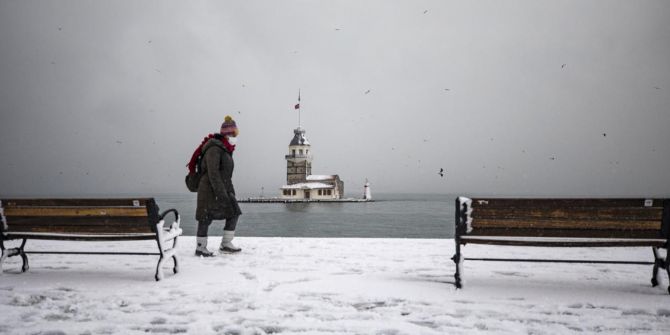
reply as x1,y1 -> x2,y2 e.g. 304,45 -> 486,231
195,138 -> 242,221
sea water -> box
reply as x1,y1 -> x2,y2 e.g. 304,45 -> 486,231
156,193 -> 456,238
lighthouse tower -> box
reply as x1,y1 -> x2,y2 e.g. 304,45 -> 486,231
285,127 -> 312,184
363,179 -> 372,200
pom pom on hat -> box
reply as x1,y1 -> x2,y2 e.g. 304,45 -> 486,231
220,115 -> 239,136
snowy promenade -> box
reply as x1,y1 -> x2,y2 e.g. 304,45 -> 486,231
1,237 -> 669,334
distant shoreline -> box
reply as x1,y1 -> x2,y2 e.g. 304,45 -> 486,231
238,197 -> 372,203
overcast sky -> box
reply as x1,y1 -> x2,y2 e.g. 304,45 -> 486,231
1,0 -> 669,198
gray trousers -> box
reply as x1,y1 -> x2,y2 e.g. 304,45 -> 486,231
197,215 -> 239,237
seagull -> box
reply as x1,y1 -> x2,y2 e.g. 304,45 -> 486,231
364,89 -> 371,94
424,10 -> 428,14
603,133 -> 607,137
438,168 -> 445,177
444,88 -> 450,91
561,64 -> 566,68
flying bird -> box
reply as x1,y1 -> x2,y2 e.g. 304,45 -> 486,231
364,89 -> 371,94
561,64 -> 566,68
424,10 -> 428,14
438,168 -> 445,177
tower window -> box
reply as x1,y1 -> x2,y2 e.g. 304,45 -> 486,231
292,149 -> 296,155
299,149 -> 303,155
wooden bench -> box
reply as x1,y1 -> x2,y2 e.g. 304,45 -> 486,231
0,198 -> 182,281
452,197 -> 670,293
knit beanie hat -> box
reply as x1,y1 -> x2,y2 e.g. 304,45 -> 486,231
220,115 -> 239,136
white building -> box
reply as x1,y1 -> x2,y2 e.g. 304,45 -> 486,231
280,127 -> 344,200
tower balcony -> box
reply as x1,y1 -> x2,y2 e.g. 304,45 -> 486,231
285,154 -> 312,160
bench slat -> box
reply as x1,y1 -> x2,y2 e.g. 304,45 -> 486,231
7,226 -> 155,234
468,227 -> 663,239
5,232 -> 158,241
472,208 -> 663,221
1,198 -> 153,207
5,216 -> 151,226
4,207 -> 149,217
471,218 -> 661,230
460,236 -> 666,247
470,198 -> 663,209
4,218 -> 153,234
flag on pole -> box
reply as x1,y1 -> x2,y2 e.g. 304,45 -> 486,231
294,90 -> 301,109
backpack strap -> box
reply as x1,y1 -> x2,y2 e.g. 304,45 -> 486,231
197,143 -> 226,173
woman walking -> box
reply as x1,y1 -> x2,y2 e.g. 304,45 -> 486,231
194,115 -> 243,256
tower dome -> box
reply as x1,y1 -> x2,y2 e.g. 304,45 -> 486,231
289,127 -> 310,146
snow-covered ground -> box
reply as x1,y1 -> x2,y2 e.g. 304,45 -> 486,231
1,237 -> 669,334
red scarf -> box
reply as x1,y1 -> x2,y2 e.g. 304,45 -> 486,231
187,134 -> 236,174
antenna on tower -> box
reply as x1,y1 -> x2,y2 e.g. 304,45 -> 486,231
294,89 -> 302,128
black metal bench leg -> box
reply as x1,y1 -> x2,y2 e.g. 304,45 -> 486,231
452,242 -> 462,289
652,247 -> 661,287
172,255 -> 179,274
0,239 -> 29,273
155,256 -> 165,281
0,241 -> 7,273
18,239 -> 28,272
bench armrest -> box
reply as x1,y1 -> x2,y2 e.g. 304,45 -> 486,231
158,209 -> 181,232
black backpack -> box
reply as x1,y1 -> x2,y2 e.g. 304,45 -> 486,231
185,146 -> 214,192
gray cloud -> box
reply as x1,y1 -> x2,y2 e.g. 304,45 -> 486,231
1,0 -> 669,197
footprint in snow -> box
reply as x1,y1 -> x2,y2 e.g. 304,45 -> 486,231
9,294 -> 48,306
492,271 -> 530,278
150,317 -> 167,325
352,301 -> 388,311
622,308 -> 652,316
240,272 -> 256,280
